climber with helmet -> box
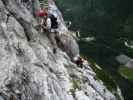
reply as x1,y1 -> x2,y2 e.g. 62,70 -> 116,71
47,13 -> 59,54
36,9 -> 59,54
36,9 -> 59,33
73,55 -> 85,68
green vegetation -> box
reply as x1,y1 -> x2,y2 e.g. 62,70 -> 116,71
90,59 -> 124,100
69,79 -> 81,98
80,56 -> 122,99
88,58 -> 117,92
119,67 -> 133,81
56,0 -> 133,99
39,0 -> 48,9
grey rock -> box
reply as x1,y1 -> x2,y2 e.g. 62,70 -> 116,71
116,54 -> 131,64
116,54 -> 133,68
58,34 -> 79,59
125,59 -> 133,68
0,96 -> 5,100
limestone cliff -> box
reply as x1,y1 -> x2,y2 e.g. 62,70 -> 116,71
0,0 -> 123,100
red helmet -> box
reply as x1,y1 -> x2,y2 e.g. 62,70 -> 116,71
36,9 -> 47,17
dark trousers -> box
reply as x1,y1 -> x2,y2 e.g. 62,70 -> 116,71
47,32 -> 58,49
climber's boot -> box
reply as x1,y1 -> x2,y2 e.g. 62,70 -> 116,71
53,47 -> 57,54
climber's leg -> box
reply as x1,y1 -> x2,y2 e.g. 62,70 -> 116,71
47,32 -> 57,54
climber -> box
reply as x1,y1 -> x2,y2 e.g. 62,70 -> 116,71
47,13 -> 59,54
36,8 -> 59,32
36,9 -> 59,54
46,13 -> 59,53
73,56 -> 84,68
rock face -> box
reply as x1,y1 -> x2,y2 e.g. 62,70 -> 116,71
0,0 -> 123,100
